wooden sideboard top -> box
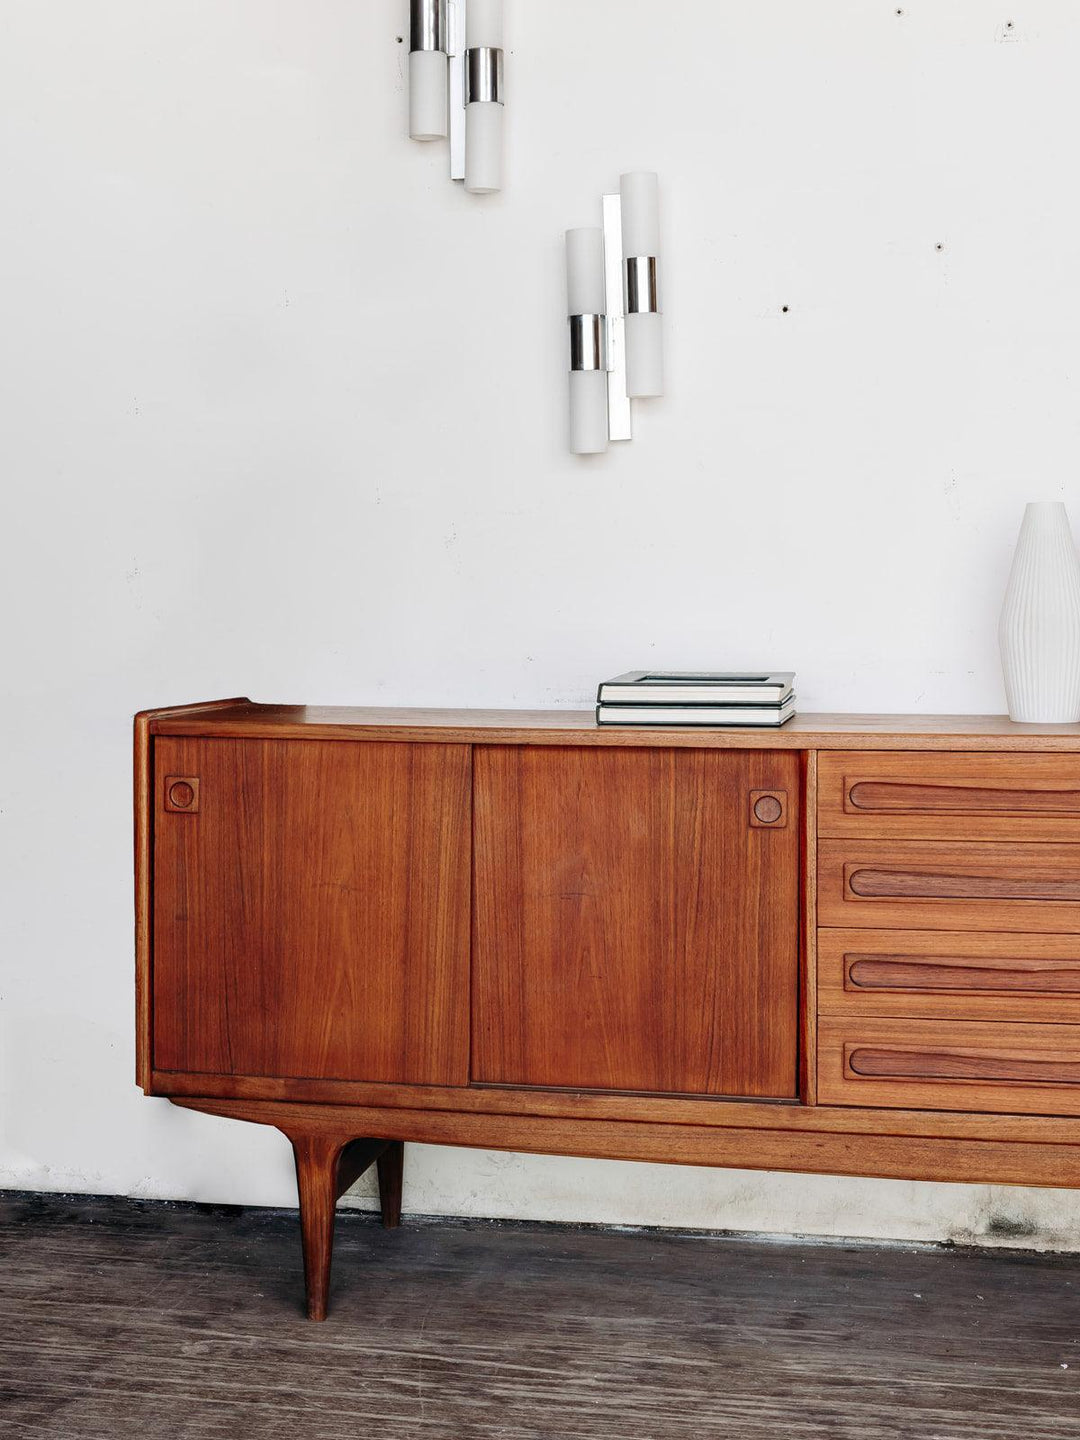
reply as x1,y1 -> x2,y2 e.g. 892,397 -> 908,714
140,698 -> 1080,751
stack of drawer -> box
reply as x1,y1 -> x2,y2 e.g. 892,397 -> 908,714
816,752 -> 1080,1116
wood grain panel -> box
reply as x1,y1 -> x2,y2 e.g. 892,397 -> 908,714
847,867 -> 1080,901
819,751 -> 1080,840
819,1016 -> 1080,1115
151,1067 -> 1080,1144
801,750 -> 818,1103
152,737 -> 471,1085
818,929 -> 1080,1023
172,1095 -> 1080,1188
819,839 -> 1080,932
145,700 -> 1080,751
135,699 -> 247,1094
134,711 -> 152,1091
847,956 -> 1080,993
472,746 -> 800,1097
848,1047 -> 1080,1085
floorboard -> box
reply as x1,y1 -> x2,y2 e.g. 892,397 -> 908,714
1,1192 -> 1078,1439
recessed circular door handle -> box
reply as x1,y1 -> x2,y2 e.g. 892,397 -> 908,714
164,776 -> 200,813
750,790 -> 787,827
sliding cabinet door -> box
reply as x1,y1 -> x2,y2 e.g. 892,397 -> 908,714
153,738 -> 471,1087
473,745 -> 800,1097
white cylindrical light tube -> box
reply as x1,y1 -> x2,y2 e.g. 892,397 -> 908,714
409,51 -> 447,140
568,371 -> 608,456
566,227 -> 608,455
619,171 -> 663,398
464,0 -> 504,193
409,0 -> 447,141
566,227 -> 605,315
625,310 -> 662,398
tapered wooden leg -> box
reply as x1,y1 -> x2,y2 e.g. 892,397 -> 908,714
289,1133 -> 391,1321
291,1134 -> 343,1322
377,1140 -> 404,1228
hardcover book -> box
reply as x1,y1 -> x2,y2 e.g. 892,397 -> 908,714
597,671 -> 795,706
596,699 -> 797,728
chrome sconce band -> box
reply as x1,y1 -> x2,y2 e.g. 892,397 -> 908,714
625,256 -> 659,314
410,0 -> 446,52
464,46 -> 504,104
568,314 -> 609,372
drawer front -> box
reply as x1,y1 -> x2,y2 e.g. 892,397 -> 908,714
818,929 -> 1080,1023
819,1017 -> 1080,1115
818,751 -> 1080,842
819,839 -> 1080,933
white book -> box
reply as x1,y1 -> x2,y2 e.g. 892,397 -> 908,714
597,670 -> 795,706
596,699 -> 797,728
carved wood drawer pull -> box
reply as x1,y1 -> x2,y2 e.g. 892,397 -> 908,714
847,868 -> 1080,902
750,790 -> 787,827
847,955 -> 1080,994
848,781 -> 1080,815
848,1047 -> 1080,1086
164,776 -> 200,813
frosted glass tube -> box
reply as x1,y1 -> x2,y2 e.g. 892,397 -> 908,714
409,50 -> 447,141
567,226 -> 608,453
467,0 -> 503,47
620,171 -> 663,397
619,171 -> 660,258
464,0 -> 504,192
569,370 -> 609,455
565,228 -> 605,315
465,101 -> 502,193
625,312 -> 663,398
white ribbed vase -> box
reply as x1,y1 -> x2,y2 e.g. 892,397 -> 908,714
999,501 -> 1080,723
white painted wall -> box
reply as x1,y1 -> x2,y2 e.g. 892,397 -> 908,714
3,0 -> 1080,1249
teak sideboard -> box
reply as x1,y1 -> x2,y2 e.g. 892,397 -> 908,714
135,700 -> 1080,1319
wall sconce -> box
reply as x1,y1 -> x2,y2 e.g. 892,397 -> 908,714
408,0 -> 505,194
565,172 -> 663,455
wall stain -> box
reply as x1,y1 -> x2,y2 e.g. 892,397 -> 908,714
985,1213 -> 1039,1239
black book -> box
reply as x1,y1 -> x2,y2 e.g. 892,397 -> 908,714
597,670 -> 795,706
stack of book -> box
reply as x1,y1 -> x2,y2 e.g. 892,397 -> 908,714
595,671 -> 796,727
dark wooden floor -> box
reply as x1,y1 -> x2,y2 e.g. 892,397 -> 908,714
1,1192 -> 1078,1439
